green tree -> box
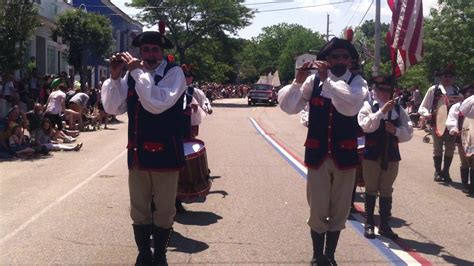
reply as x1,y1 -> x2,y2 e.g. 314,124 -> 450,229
53,9 -> 113,90
423,0 -> 473,85
129,0 -> 253,64
239,23 -> 325,83
0,0 -> 40,74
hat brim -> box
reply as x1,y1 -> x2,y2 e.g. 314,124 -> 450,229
132,31 -> 173,49
317,38 -> 359,61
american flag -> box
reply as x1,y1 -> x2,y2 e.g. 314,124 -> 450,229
386,0 -> 424,77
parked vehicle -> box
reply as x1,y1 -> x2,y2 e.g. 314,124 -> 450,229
247,83 -> 278,106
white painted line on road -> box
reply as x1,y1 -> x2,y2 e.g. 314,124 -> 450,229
249,117 -> 432,266
0,150 -> 127,245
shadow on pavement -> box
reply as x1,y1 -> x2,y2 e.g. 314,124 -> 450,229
175,210 -> 223,226
169,230 -> 209,254
212,102 -> 252,109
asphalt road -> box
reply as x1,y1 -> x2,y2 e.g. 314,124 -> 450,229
1,98 -> 473,265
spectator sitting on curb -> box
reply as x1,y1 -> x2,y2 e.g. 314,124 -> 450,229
35,118 -> 82,151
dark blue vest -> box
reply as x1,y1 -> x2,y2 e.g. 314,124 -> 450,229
183,86 -> 195,139
305,75 -> 360,169
126,62 -> 185,170
364,102 -> 401,162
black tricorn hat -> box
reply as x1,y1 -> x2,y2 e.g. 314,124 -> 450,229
132,31 -> 173,49
460,83 -> 473,95
317,37 -> 359,61
372,75 -> 395,90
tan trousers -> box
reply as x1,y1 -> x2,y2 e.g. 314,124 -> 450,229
433,131 -> 456,157
307,159 -> 355,233
363,159 -> 399,197
128,169 -> 179,228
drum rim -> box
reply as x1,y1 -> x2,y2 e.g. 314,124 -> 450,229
434,96 -> 448,137
183,138 -> 206,159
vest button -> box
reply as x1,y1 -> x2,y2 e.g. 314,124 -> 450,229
134,148 -> 137,151
152,149 -> 155,152
328,150 -> 332,154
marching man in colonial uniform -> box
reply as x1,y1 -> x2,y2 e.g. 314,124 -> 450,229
358,76 -> 413,240
446,83 -> 474,194
279,37 -> 367,265
418,64 -> 462,183
101,31 -> 187,265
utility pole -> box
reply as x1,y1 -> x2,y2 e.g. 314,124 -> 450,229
373,0 -> 381,76
326,14 -> 330,41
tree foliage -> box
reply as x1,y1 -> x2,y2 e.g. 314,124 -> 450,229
238,23 -> 325,84
129,0 -> 254,64
423,0 -> 473,86
0,0 -> 40,74
53,9 -> 113,89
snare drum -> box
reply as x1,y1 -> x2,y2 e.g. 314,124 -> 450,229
177,139 -> 211,200
355,136 -> 365,187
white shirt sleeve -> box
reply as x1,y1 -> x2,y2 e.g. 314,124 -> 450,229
278,75 -> 315,115
193,88 -> 210,112
460,95 -> 474,119
322,74 -> 368,116
446,103 -> 460,134
358,101 -> 385,133
131,66 -> 187,115
418,86 -> 435,117
395,106 -> 414,143
101,75 -> 128,115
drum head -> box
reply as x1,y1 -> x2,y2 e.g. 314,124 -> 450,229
435,96 -> 448,137
183,139 -> 205,156
461,117 -> 474,157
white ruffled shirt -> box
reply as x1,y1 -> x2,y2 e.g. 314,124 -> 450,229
101,60 -> 187,115
278,69 -> 368,116
358,93 -> 413,143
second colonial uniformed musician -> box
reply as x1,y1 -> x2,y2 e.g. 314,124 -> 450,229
101,31 -> 187,265
279,37 -> 368,265
418,65 -> 462,183
446,83 -> 474,194
358,76 -> 413,240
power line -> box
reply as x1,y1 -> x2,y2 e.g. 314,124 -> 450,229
357,0 -> 374,27
244,0 -> 295,6
345,0 -> 362,27
255,0 -> 353,13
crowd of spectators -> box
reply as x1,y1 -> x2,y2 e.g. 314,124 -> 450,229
199,82 -> 251,101
0,67 -> 110,160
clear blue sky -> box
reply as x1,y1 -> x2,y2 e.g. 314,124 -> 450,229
110,0 -> 438,40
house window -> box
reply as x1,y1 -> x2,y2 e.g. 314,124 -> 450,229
47,46 -> 57,74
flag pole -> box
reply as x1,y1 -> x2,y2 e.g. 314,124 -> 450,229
373,0 -> 381,77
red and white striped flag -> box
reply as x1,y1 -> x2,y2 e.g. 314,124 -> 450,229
386,0 -> 423,77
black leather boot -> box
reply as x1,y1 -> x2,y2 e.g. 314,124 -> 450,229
153,226 -> 173,266
364,194 -> 376,239
433,156 -> 443,182
461,168 -> 470,193
132,224 -> 153,266
310,230 -> 329,265
325,231 -> 340,266
442,156 -> 453,182
378,197 -> 399,240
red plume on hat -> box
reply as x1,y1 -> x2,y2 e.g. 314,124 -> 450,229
167,54 -> 175,63
345,28 -> 354,43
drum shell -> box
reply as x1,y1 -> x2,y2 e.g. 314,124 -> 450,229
177,139 -> 211,200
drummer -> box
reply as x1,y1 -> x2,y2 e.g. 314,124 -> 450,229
446,83 -> 474,194
182,64 -> 212,139
358,76 -> 413,240
101,31 -> 186,265
418,64 -> 462,182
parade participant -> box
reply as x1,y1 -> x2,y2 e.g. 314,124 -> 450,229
101,31 -> 187,265
358,76 -> 413,240
181,64 -> 212,139
419,65 -> 462,183
446,83 -> 474,194
279,37 -> 368,265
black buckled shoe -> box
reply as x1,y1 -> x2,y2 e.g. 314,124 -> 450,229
364,226 -> 376,239
434,171 -> 444,182
379,227 -> 399,240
